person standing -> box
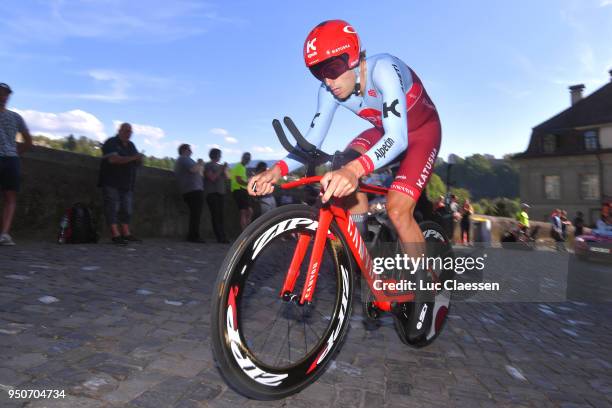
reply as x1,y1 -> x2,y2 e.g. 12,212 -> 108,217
97,123 -> 143,245
560,210 -> 571,241
460,198 -> 473,245
175,144 -> 205,243
0,83 -> 33,245
595,203 -> 612,237
204,148 -> 229,243
449,194 -> 460,243
573,211 -> 584,237
550,209 -> 565,252
230,152 -> 252,230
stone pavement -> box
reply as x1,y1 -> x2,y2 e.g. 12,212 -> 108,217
0,240 -> 611,407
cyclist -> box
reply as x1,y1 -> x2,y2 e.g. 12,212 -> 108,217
516,203 -> 530,233
248,20 -> 442,341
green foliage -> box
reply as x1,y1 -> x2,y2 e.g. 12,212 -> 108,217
450,187 -> 471,203
434,154 -> 519,200
63,135 -> 77,151
34,134 -> 102,157
31,134 -> 178,169
473,197 -> 520,217
426,173 -> 446,201
143,156 -> 176,170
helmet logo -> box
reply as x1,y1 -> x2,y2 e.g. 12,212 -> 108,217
343,25 -> 356,34
306,38 -> 317,53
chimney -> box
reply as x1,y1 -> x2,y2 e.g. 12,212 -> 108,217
569,84 -> 585,105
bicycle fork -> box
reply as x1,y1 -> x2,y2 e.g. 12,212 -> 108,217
279,208 -> 333,305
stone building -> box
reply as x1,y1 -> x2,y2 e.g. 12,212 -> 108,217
514,70 -> 612,225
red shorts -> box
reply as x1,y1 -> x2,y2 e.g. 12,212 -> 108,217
347,114 -> 441,201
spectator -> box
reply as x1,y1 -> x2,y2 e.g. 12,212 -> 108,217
434,195 -> 445,211
0,83 -> 33,246
595,203 -> 612,237
204,148 -> 229,243
175,144 -> 205,243
254,162 -> 277,215
280,193 -> 295,206
97,123 -> 143,245
560,209 -> 571,241
573,211 -> 584,237
460,198 -> 473,245
550,209 -> 565,251
449,194 -> 460,242
230,152 -> 253,230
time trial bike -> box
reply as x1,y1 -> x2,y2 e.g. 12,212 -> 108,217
210,117 -> 455,399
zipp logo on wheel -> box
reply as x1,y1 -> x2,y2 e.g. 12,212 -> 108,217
226,287 -> 288,387
252,218 -> 319,259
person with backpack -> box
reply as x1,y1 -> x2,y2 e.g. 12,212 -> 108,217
97,123 -> 143,245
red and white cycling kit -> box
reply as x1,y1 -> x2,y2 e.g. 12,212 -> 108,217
276,53 -> 440,200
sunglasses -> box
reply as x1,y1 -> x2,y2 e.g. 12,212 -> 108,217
309,55 -> 350,81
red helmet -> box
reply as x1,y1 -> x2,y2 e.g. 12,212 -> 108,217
303,20 -> 361,71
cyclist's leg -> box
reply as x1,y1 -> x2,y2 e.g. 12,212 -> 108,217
387,116 -> 441,257
387,191 -> 423,258
386,116 -> 442,344
343,127 -> 385,237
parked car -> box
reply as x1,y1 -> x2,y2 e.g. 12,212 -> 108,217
574,232 -> 612,263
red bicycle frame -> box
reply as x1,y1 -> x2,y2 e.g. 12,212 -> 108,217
277,176 -> 414,312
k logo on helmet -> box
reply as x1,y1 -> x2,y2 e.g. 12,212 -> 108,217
306,38 -> 317,53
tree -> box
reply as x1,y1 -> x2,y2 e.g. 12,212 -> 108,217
450,187 -> 471,203
426,173 -> 446,201
63,135 -> 77,151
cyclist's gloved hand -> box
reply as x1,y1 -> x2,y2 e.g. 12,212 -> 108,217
248,165 -> 282,196
320,162 -> 364,203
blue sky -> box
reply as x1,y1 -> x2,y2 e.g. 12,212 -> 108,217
2,0 -> 612,163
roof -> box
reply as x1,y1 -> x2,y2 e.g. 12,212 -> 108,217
534,80 -> 612,131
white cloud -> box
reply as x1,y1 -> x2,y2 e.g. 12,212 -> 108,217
209,128 -> 239,144
252,146 -> 275,154
68,69 -> 131,102
601,0 -> 612,7
209,128 -> 229,136
0,1 -> 244,45
13,108 -> 107,141
251,145 -> 285,159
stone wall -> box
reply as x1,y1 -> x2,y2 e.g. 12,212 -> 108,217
5,147 -> 582,247
7,146 -> 242,241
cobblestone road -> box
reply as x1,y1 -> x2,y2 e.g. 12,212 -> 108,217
1,241 -> 611,407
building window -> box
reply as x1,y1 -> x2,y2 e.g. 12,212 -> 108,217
580,174 -> 600,200
543,134 -> 557,153
544,175 -> 561,200
584,130 -> 599,151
